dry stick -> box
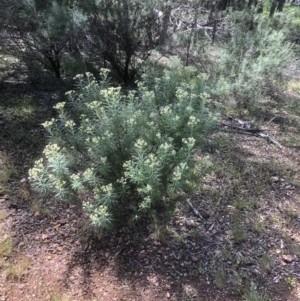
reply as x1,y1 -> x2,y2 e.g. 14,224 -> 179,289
257,132 -> 283,149
186,198 -> 203,219
219,122 -> 283,149
218,121 -> 262,133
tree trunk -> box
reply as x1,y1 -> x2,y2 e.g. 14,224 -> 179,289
277,0 -> 286,11
269,1 -> 277,17
219,0 -> 229,10
248,0 -> 258,7
160,4 -> 171,45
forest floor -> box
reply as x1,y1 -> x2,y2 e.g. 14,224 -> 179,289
1,69 -> 300,301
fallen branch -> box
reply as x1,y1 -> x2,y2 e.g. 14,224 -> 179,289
218,121 -> 262,133
219,119 -> 283,149
186,198 -> 203,219
257,132 -> 283,149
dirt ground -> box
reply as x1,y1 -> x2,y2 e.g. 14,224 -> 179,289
1,71 -> 300,300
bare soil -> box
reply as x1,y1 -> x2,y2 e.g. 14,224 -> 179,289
1,85 -> 300,301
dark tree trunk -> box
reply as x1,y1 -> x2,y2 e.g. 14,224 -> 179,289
218,0 -> 229,10
269,1 -> 277,17
277,0 -> 286,11
248,0 -> 258,7
270,0 -> 286,17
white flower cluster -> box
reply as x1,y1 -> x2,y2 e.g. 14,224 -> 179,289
160,142 -> 172,151
53,179 -> 66,190
92,137 -> 100,144
65,90 -> 75,96
100,87 -> 121,98
73,74 -> 84,80
173,162 -> 188,181
83,202 -> 110,226
137,184 -> 152,194
134,139 -> 147,150
176,87 -> 189,101
86,101 -> 101,110
28,158 -> 44,180
187,115 -> 200,127
100,183 -> 113,195
83,168 -> 94,180
161,105 -> 172,115
100,68 -> 110,77
182,137 -> 196,148
144,153 -> 159,169
41,118 -> 56,129
70,173 -> 80,182
126,117 -> 136,126
53,102 -> 66,111
43,143 -> 60,157
65,120 -> 76,128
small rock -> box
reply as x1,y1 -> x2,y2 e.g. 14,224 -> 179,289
56,246 -> 63,252
42,234 -> 48,240
166,292 -> 171,298
270,176 -> 279,182
147,275 -> 159,286
70,227 -> 77,233
53,223 -> 61,230
214,249 -> 222,256
4,195 -> 9,200
291,234 -> 300,242
34,211 -> 41,217
186,220 -> 195,226
282,254 -> 293,263
20,178 -> 27,183
191,256 -> 198,262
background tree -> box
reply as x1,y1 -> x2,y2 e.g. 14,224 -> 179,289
78,0 -> 172,84
0,0 -> 87,82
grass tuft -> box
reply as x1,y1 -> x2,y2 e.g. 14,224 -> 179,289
258,254 -> 273,274
243,290 -> 269,301
0,236 -> 13,257
5,257 -> 31,281
50,293 -> 71,301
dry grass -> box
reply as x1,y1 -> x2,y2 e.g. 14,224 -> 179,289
5,257 -> 31,281
0,236 -> 13,257
30,199 -> 49,216
0,151 -> 17,183
49,293 -> 71,301
0,209 -> 8,220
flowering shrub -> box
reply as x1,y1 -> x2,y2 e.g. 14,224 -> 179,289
29,63 -> 214,228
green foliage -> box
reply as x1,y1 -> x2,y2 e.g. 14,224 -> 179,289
212,9 -> 293,109
80,0 -> 172,83
28,61 -> 215,228
243,290 -> 269,301
1,0 -> 87,80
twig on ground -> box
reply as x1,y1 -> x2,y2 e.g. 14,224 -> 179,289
218,121 -> 262,133
186,198 -> 203,219
219,119 -> 283,149
257,132 -> 283,149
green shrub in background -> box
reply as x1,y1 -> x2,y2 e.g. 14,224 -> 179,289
28,61 -> 214,228
212,9 -> 293,110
